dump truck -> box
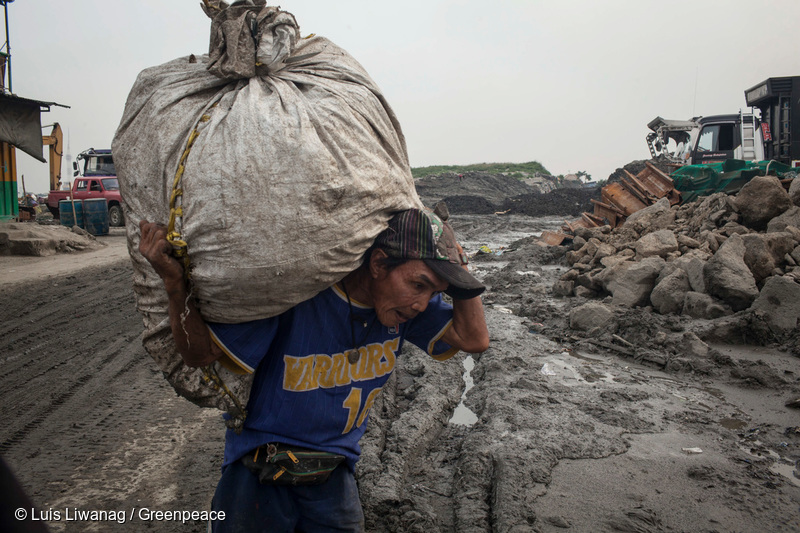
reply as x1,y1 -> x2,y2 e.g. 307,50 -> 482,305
646,112 -> 763,168
647,76 -> 800,170
539,76 -> 799,245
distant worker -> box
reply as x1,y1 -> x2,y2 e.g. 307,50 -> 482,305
139,206 -> 489,532
22,193 -> 37,207
458,173 -> 464,182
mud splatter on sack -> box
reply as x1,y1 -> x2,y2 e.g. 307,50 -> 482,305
113,1 -> 421,421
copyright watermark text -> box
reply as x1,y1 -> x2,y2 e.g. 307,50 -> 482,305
14,507 -> 226,525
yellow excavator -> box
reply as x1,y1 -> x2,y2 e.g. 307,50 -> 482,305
17,123 -> 63,220
42,122 -> 63,190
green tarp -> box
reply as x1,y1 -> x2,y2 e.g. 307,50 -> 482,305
671,159 -> 794,203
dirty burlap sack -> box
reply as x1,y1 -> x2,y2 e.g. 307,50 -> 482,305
112,1 -> 422,429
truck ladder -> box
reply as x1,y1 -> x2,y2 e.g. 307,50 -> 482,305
740,110 -> 757,161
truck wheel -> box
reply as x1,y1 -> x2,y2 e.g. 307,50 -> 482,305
109,205 -> 124,227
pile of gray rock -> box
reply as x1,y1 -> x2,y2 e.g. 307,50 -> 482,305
554,175 -> 800,340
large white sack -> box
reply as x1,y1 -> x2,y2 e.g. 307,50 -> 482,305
113,2 -> 422,423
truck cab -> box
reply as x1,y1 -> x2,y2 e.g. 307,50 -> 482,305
74,148 -> 115,178
647,111 -> 763,167
690,113 -> 763,165
47,149 -> 125,226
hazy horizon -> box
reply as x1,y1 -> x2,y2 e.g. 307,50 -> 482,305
8,0 -> 800,194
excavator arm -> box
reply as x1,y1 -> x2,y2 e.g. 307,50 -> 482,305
42,123 -> 63,190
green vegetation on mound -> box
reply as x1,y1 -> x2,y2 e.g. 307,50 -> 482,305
410,161 -> 550,179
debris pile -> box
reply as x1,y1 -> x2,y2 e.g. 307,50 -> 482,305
415,171 -> 537,208
0,223 -> 103,256
499,187 -> 598,217
605,157 -> 675,185
415,171 -> 597,216
553,175 -> 800,343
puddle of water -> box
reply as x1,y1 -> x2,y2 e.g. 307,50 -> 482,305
771,462 -> 800,487
471,260 -> 509,277
738,441 -> 800,487
719,418 -> 748,430
569,350 -> 604,363
450,356 -> 478,426
708,343 -> 799,377
543,357 -> 616,385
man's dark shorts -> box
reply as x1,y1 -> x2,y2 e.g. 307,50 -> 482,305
210,460 -> 364,532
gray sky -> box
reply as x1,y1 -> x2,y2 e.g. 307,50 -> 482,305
11,0 -> 800,194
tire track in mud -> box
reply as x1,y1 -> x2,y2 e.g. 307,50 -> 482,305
362,306 -> 800,533
0,373 -> 94,453
358,344 -> 467,532
2,256 -> 226,533
0,263 -> 143,453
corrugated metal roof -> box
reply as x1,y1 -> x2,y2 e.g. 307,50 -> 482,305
0,93 -> 69,161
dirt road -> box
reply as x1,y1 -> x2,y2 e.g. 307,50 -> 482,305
1,220 -> 799,532
1,228 -> 222,532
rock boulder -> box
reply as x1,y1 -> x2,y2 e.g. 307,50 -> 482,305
733,176 -> 792,230
635,229 -> 679,259
703,233 -> 759,311
766,206 -> 800,234
682,291 -> 732,320
625,197 -> 675,231
601,257 -> 665,307
749,275 -> 800,336
789,176 -> 800,207
569,301 -> 616,331
650,268 -> 691,315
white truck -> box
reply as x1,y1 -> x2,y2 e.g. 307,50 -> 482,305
646,76 -> 800,169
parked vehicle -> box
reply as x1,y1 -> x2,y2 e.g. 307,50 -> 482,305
46,149 -> 124,226
540,76 -> 800,244
646,112 -> 763,167
646,76 -> 800,169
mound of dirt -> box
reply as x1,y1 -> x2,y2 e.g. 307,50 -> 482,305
415,171 -> 536,207
416,171 -> 600,217
2,214 -> 799,533
0,222 -> 105,256
500,187 -> 599,217
437,195 -> 498,214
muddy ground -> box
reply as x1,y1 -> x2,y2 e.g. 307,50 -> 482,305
1,186 -> 799,532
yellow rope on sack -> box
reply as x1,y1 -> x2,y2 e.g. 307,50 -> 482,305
166,103 -> 247,429
166,111 -> 213,278
202,366 -> 248,431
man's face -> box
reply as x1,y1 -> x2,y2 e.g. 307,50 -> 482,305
369,258 -> 449,327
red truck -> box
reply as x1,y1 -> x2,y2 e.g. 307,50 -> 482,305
46,149 -> 124,227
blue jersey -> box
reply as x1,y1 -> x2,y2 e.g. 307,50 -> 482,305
207,283 -> 457,470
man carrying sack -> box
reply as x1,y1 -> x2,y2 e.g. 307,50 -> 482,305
139,206 -> 489,532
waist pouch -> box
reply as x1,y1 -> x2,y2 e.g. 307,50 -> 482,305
242,444 -> 346,486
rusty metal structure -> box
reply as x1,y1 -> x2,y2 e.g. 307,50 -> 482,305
539,162 -> 682,245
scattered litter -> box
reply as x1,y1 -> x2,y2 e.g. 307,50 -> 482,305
785,398 -> 800,409
515,270 -> 540,276
540,363 -> 557,376
612,334 -> 634,348
476,244 -> 507,257
494,306 -> 514,314
682,447 -> 703,454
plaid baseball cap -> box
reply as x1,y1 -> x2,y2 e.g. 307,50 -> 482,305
375,204 -> 485,299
